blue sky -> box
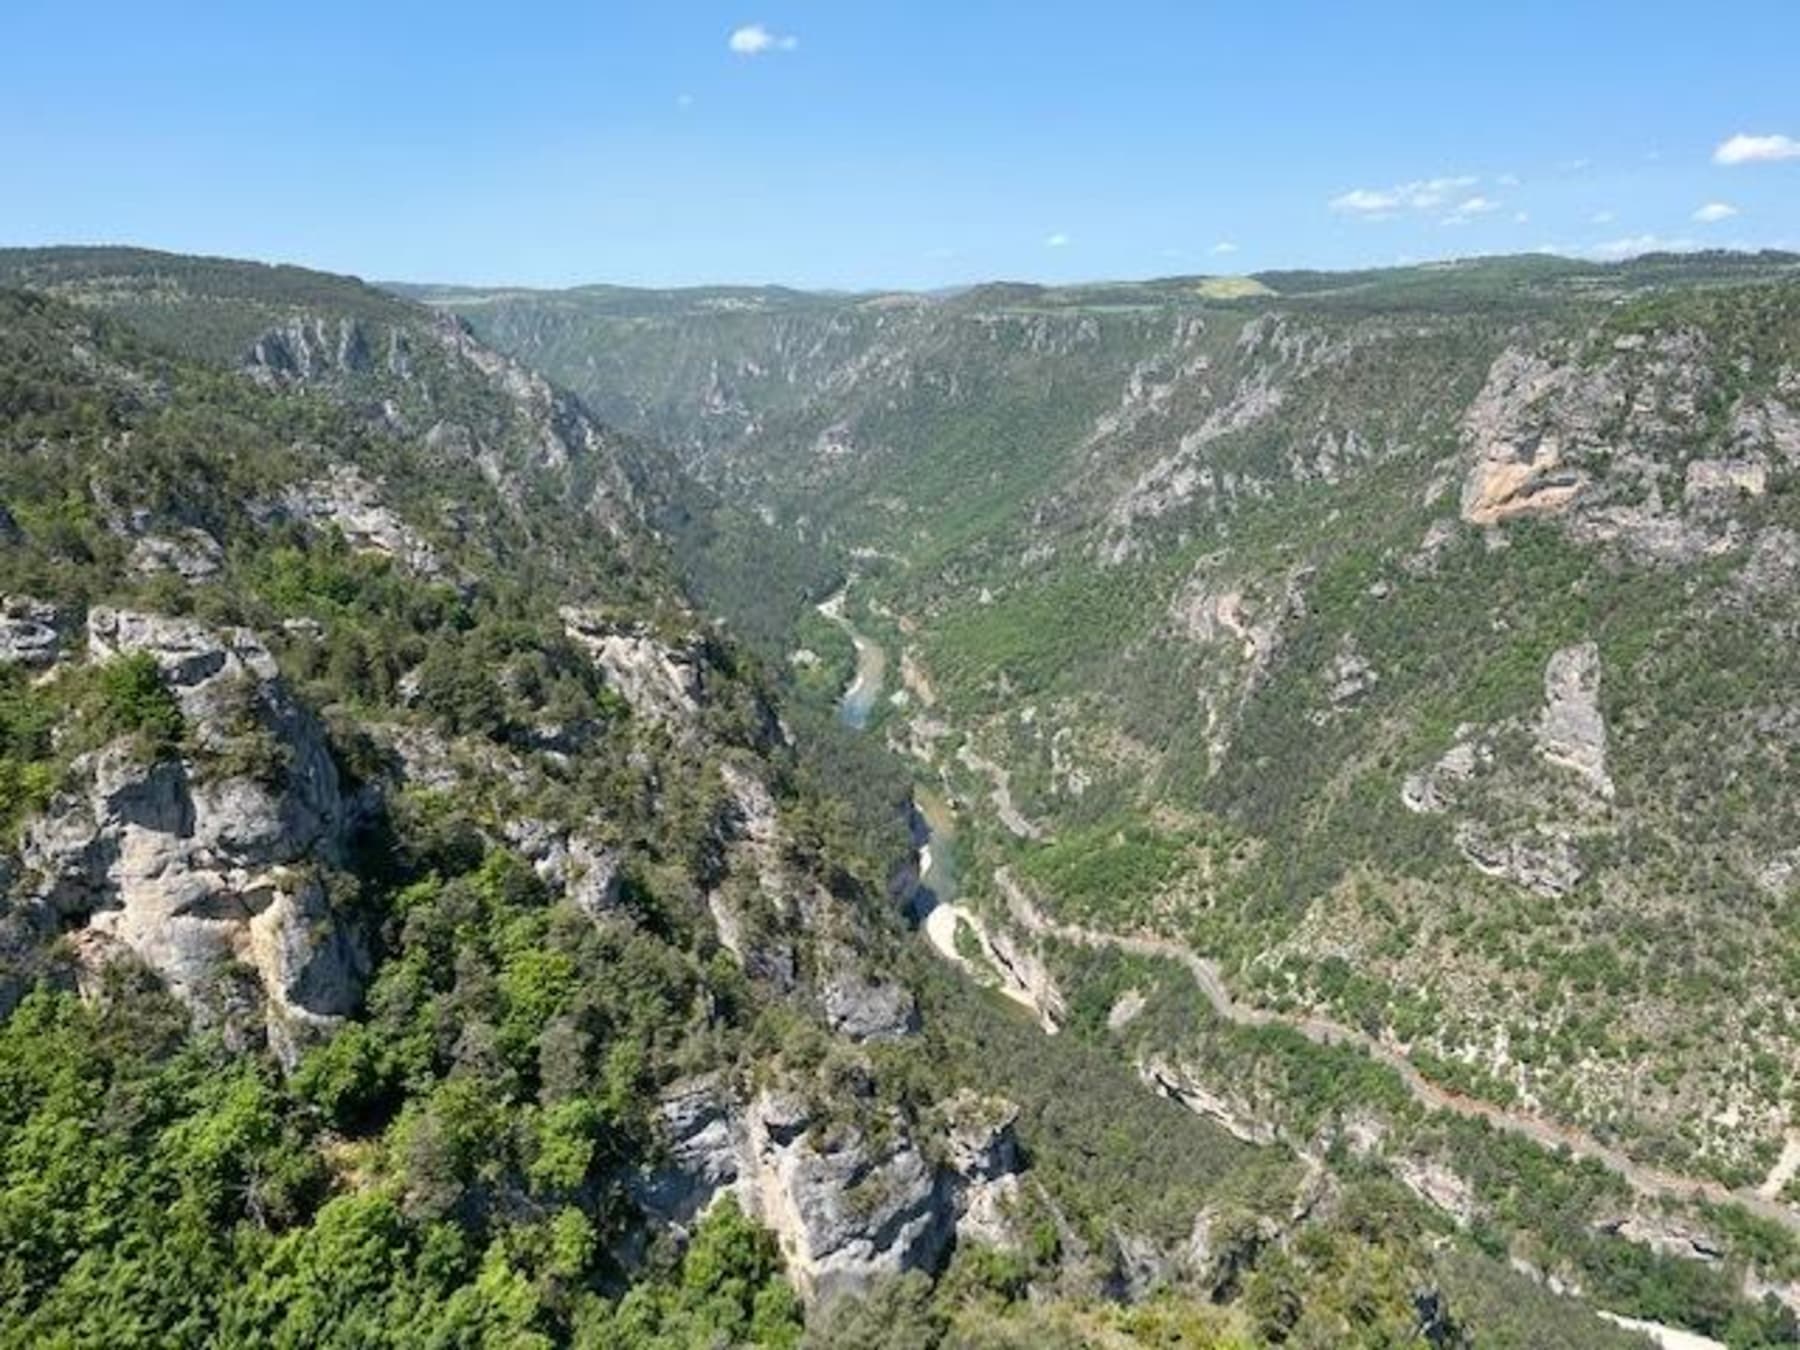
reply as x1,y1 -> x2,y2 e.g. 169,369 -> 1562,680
4,1 -> 1797,289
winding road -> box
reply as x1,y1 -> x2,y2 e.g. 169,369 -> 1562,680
826,583 -> 1800,1241
991,866 -> 1800,1237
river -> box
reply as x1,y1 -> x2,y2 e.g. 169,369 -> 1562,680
826,591 -> 953,913
817,588 -> 887,730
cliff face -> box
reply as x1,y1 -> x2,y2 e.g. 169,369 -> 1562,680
633,1074 -> 1021,1303
17,609 -> 363,1064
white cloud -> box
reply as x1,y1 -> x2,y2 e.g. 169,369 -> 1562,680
1330,188 -> 1401,215
1714,133 -> 1800,165
1044,232 -> 1071,248
1210,240 -> 1239,255
676,92 -> 695,109
1513,211 -> 1530,224
1496,172 -> 1521,187
1440,195 -> 1502,227
1693,201 -> 1739,223
1589,210 -> 1615,225
729,23 -> 798,55
1329,174 -> 1478,218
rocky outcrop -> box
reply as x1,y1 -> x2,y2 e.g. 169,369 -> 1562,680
1595,1212 -> 1725,1264
17,609 -> 365,1062
1322,636 -> 1378,712
703,763 -> 799,986
1401,730 -> 1489,814
1460,334 -> 1786,573
981,919 -> 1067,1032
1106,371 -> 1286,545
819,958 -> 919,1042
246,316 -> 374,383
630,1073 -> 747,1232
1536,642 -> 1614,799
1461,444 -> 1586,526
939,1091 -> 1024,1248
1393,1156 -> 1479,1226
1684,456 -> 1768,505
1735,527 -> 1800,599
1107,988 -> 1147,1030
1140,1057 -> 1279,1146
267,463 -> 446,579
1405,518 -> 1461,576
1455,822 -> 1583,897
1459,350 -> 1599,526
629,1076 -> 1023,1303
560,607 -> 705,727
422,314 -> 643,539
741,1089 -> 950,1303
1729,393 -> 1800,467
128,527 -> 224,582
0,596 -> 67,667
501,817 -> 622,920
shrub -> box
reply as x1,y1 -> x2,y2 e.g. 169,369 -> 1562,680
95,651 -> 184,754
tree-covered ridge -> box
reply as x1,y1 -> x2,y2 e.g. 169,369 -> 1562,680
0,245 -> 416,366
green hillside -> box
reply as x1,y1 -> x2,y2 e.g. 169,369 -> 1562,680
416,249 -> 1800,1345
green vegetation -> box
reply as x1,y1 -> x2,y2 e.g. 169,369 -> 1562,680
4,245 -> 1799,1346
459,252 -> 1800,1194
1016,816 -> 1200,928
96,651 -> 185,752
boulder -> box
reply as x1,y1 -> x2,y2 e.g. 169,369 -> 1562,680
0,596 -> 66,667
